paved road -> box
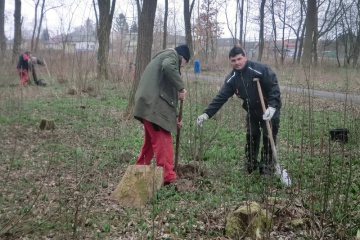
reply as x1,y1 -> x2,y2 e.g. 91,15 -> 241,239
186,73 -> 360,103
280,85 -> 360,103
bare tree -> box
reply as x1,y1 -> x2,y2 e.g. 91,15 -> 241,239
184,0 -> 195,58
338,0 -> 357,67
279,0 -> 287,65
270,0 -> 278,65
12,0 -> 22,63
30,0 -> 40,52
94,0 -> 116,80
113,13 -> 129,33
237,0 -> 244,45
0,1 -> 6,60
293,0 -> 305,64
222,0 -> 238,45
0,0 -> 6,57
126,0 -> 158,116
163,0 -> 168,49
34,0 -> 46,52
350,0 -> 360,67
302,0 -> 317,66
296,0 -> 307,64
258,0 -> 266,61
313,0 -> 343,65
197,0 -> 222,61
135,0 -> 141,24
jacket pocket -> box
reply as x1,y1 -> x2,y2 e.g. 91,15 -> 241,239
154,91 -> 176,122
159,91 -> 175,107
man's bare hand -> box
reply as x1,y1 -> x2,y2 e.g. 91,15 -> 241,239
177,117 -> 183,129
179,89 -> 186,100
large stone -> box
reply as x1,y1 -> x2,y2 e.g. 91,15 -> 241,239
110,165 -> 163,207
225,202 -> 273,239
290,218 -> 305,228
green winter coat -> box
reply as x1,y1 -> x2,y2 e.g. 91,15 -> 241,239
134,49 -> 185,133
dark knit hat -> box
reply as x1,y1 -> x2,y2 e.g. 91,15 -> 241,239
175,45 -> 190,63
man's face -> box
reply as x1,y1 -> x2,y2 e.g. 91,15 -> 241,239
229,53 -> 247,70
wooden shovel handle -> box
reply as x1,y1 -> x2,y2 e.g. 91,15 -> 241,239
253,78 -> 278,161
174,100 -> 183,171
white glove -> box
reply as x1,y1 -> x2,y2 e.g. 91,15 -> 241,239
197,113 -> 209,127
263,107 -> 276,120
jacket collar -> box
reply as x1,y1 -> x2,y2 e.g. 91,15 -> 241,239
234,60 -> 249,74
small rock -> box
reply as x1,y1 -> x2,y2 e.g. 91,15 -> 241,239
39,119 -> 55,130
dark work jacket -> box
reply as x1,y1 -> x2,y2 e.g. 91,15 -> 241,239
16,54 -> 43,70
204,60 -> 281,118
16,53 -> 31,70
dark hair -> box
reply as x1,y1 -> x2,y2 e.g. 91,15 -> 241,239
25,51 -> 31,55
229,46 -> 246,58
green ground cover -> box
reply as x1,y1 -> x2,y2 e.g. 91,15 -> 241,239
0,63 -> 359,239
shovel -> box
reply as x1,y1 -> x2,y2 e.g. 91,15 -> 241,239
174,99 -> 183,172
253,78 -> 291,186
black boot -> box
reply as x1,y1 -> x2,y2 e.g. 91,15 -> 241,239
244,134 -> 260,174
259,148 -> 274,176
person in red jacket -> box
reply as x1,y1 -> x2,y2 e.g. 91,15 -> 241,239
17,51 -> 44,86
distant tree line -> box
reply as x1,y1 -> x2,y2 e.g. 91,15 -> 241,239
1,0 -> 360,77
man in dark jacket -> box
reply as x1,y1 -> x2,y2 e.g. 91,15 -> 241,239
196,46 -> 281,176
134,45 -> 190,184
17,51 -> 44,86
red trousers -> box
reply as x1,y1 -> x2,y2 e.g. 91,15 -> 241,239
136,119 -> 177,183
18,68 -> 29,85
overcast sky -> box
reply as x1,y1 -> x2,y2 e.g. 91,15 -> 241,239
4,0 -> 252,40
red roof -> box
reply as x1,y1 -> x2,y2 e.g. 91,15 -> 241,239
277,40 -> 296,47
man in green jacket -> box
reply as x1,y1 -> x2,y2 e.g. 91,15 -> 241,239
134,45 -> 190,184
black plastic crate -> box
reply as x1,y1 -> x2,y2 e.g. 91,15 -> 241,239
329,128 -> 349,143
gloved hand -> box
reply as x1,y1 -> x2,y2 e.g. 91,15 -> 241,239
263,107 -> 276,120
197,113 -> 209,127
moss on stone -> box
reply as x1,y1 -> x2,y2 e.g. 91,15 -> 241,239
225,202 -> 273,239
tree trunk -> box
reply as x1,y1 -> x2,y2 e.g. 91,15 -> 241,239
12,0 -> 22,63
293,1 -> 304,64
96,0 -> 116,80
184,0 -> 195,58
34,0 -> 46,52
352,0 -> 360,67
280,0 -> 287,65
125,0 -> 157,117
312,8 -> 319,66
31,0 -> 40,52
297,20 -> 306,64
270,0 -> 278,66
335,21 -> 341,67
0,0 -> 6,57
163,0 -> 168,49
238,0 -> 244,45
302,0 -> 317,66
258,0 -> 266,61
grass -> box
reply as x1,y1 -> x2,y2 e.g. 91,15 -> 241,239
0,55 -> 359,239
